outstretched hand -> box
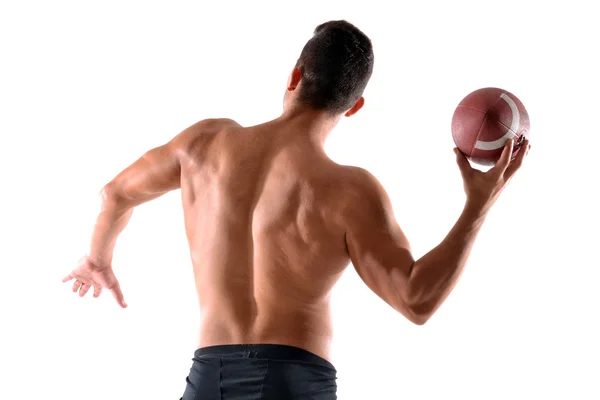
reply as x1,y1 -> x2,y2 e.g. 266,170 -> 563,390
454,138 -> 531,208
62,256 -> 128,308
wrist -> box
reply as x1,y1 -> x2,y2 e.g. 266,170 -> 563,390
464,196 -> 493,220
85,252 -> 112,269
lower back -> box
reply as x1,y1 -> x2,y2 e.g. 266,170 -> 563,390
196,294 -> 336,362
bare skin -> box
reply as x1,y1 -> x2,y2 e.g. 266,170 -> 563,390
62,67 -> 530,363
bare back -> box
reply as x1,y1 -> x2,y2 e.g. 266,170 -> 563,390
179,119 -> 354,361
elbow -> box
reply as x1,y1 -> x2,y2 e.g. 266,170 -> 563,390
402,295 -> 436,326
403,283 -> 438,326
405,305 -> 432,326
394,296 -> 433,325
391,268 -> 434,326
100,182 -> 118,202
99,183 -> 127,210
390,265 -> 435,326
409,311 -> 431,326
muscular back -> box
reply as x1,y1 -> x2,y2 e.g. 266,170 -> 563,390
179,119 -> 355,361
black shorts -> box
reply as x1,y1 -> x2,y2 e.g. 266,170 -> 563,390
180,343 -> 337,399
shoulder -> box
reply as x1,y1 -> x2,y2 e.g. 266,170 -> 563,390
338,166 -> 387,201
169,118 -> 241,153
334,165 -> 394,223
194,118 -> 242,130
179,118 -> 241,139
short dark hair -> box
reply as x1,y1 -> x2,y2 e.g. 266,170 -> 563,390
296,20 -> 374,115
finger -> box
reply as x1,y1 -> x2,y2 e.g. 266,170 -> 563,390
72,280 -> 83,293
109,282 -> 128,308
62,274 -> 74,283
454,148 -> 472,177
93,285 -> 103,298
492,138 -> 514,173
504,139 -> 530,179
79,283 -> 92,297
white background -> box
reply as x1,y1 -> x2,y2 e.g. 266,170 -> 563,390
1,0 -> 598,399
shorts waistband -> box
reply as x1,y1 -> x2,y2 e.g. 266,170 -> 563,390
194,343 -> 336,370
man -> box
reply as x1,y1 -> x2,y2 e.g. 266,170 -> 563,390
62,20 -> 530,399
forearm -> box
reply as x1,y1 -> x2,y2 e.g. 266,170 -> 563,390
87,188 -> 134,266
402,200 -> 490,320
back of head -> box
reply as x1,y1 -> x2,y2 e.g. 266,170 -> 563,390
296,20 -> 374,115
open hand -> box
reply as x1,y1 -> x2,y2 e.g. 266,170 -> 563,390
62,255 -> 128,308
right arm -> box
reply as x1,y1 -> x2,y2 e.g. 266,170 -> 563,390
345,138 -> 529,325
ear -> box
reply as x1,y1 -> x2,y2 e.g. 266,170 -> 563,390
287,67 -> 303,91
344,97 -> 365,117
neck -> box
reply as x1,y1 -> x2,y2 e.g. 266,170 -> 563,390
274,105 -> 341,147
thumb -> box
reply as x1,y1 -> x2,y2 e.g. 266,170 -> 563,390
454,148 -> 472,176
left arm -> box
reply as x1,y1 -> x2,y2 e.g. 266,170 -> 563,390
87,136 -> 182,266
85,118 -> 237,265
62,133 -> 186,307
87,118 -> 235,264
63,119 -> 231,306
